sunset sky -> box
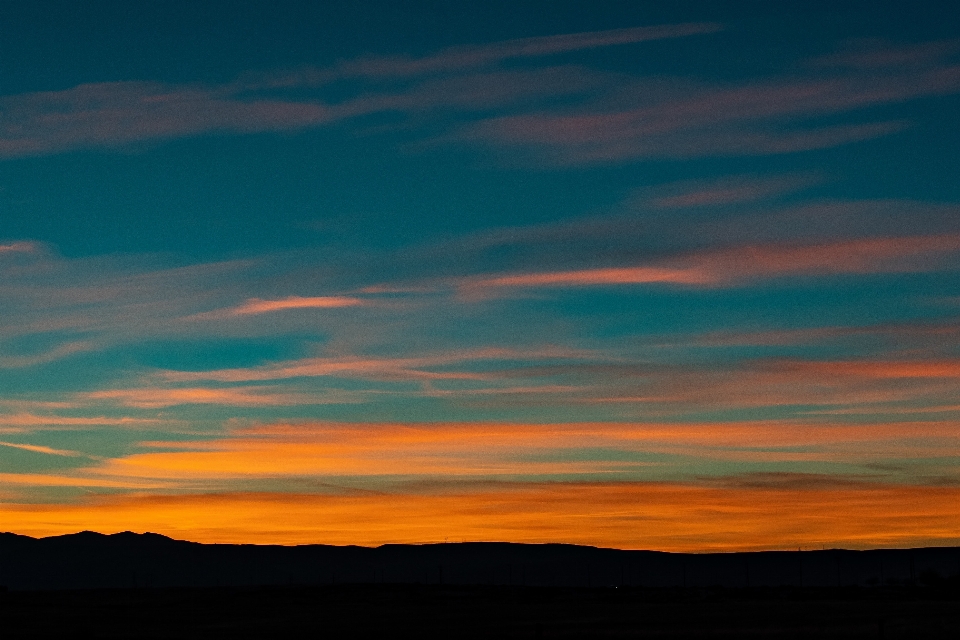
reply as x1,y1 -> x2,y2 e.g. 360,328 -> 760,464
2,1 -> 960,551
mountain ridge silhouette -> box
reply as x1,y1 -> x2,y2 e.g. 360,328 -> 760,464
2,531 -> 958,591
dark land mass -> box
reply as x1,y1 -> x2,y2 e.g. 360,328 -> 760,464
2,531 -> 959,590
2,583 -> 960,638
1,532 -> 959,637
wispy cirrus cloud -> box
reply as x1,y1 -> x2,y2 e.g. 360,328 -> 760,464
0,340 -> 96,369
0,440 -> 85,457
332,24 -> 722,77
85,419 -> 959,483
642,173 -> 819,209
464,116 -> 906,163
0,472 -> 173,490
609,357 -> 960,415
0,413 -> 167,430
457,40 -> 960,163
4,31 -> 957,164
459,233 -> 960,293
0,24 -> 717,159
82,386 -> 365,409
155,346 -> 591,385
223,295 -> 364,316
0,82 -> 335,158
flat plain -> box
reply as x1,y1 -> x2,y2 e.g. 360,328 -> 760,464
2,584 -> 959,639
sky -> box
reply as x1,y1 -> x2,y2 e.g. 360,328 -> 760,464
2,1 -> 960,551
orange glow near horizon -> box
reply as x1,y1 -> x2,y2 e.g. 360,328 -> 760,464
3,482 -> 959,551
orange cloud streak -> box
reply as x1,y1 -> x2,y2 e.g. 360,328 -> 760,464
3,482 -> 958,551
464,233 -> 960,290
0,441 -> 84,457
83,386 -> 327,408
230,295 -> 364,315
84,420 -> 960,482
156,347 -> 587,384
782,359 -> 960,378
0,413 -> 166,430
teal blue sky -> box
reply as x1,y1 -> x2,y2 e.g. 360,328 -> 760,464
1,1 -> 960,547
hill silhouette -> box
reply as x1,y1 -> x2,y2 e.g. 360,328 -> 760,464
2,531 -> 958,591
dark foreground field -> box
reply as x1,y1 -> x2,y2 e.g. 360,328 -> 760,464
1,584 -> 959,639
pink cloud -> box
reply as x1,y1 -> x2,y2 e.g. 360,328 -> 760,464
211,295 -> 365,317
645,174 -> 817,209
0,34 -> 956,164
778,359 -> 960,379
468,266 -> 709,289
155,346 -> 592,385
0,82 -> 335,158
601,356 -> 960,414
332,24 -> 722,78
462,233 -> 960,292
459,54 -> 960,162
82,386 -> 352,409
0,25 -> 720,159
688,320 -> 960,348
0,241 -> 39,254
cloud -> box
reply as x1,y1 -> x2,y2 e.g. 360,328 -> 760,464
626,357 -> 960,414
460,233 -> 960,292
91,421 -> 646,481
0,69 -> 597,159
66,418 -> 960,488
0,413 -> 166,430
155,346 -> 591,384
327,24 -> 722,78
779,359 -> 960,378
0,252 -> 259,342
0,241 -> 39,254
0,82 -> 335,158
456,46 -> 960,162
643,173 -> 819,209
0,472 -> 172,490
0,24 -> 717,159
0,340 -> 96,369
0,440 -> 85,457
370,197 -> 960,292
686,319 -> 960,348
82,386 -> 358,409
5,32 -> 956,163
469,266 -> 709,288
227,295 -> 365,316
